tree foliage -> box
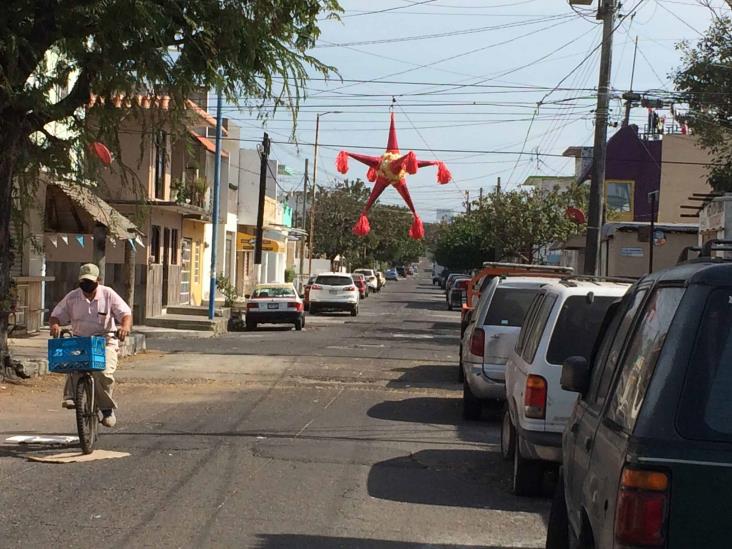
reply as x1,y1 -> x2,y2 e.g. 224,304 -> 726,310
0,1 -> 341,351
674,14 -> 732,191
312,179 -> 425,268
432,186 -> 584,270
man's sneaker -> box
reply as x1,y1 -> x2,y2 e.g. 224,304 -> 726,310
61,399 -> 76,409
101,410 -> 116,428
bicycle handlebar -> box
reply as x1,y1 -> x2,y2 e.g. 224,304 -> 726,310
56,329 -> 126,339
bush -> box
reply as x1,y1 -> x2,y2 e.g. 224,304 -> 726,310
284,267 -> 296,283
215,273 -> 238,307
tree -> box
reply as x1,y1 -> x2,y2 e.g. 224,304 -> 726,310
675,14 -> 732,191
0,1 -> 341,352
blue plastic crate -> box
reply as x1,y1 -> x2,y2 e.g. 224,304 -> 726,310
48,336 -> 107,373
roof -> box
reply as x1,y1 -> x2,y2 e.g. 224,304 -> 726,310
647,258 -> 732,287
53,181 -> 140,240
189,130 -> 229,158
499,276 -> 568,287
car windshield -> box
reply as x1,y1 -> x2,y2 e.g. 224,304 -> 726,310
678,288 -> 732,443
483,288 -> 539,327
316,275 -> 353,286
546,295 -> 618,365
252,287 -> 296,298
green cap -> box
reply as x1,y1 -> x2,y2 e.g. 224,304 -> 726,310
78,263 -> 100,282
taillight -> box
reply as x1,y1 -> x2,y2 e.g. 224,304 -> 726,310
457,279 -> 469,290
345,286 -> 356,291
246,302 -> 258,309
615,467 -> 669,547
524,375 -> 547,419
311,284 -> 322,290
470,327 -> 485,357
288,301 -> 304,311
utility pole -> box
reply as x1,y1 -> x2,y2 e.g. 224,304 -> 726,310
465,190 -> 470,213
299,158 -> 308,286
254,132 -> 271,285
622,37 -> 640,128
207,91 -> 223,320
648,190 -> 659,273
479,187 -> 483,204
308,115 -> 322,276
584,0 -> 617,276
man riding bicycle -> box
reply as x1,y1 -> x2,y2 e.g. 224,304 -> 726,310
49,263 -> 132,428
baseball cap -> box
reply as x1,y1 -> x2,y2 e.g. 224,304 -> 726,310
78,263 -> 100,282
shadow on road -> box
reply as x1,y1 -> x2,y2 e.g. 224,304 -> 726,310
386,364 -> 459,390
367,448 -> 549,514
253,534 -> 515,548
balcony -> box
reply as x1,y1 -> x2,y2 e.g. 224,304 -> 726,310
171,176 -> 209,211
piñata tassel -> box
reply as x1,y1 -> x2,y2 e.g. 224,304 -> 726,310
436,162 -> 452,184
408,216 -> 425,240
352,213 -> 371,236
336,151 -> 349,174
405,151 -> 418,174
367,166 -> 377,182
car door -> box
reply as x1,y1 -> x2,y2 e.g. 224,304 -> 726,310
588,286 -> 685,548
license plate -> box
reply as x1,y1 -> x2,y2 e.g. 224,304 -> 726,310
267,303 -> 279,309
329,290 -> 338,295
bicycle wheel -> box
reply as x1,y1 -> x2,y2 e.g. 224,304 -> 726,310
75,375 -> 97,454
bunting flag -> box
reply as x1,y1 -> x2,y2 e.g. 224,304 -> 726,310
75,235 -> 85,247
48,235 -> 58,248
60,234 -> 69,245
128,238 -> 136,251
135,235 -> 144,248
110,239 -> 117,248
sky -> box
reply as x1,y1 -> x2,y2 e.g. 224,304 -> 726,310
224,0 -> 727,222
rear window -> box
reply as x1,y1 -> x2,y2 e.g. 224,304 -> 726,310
252,287 -> 295,298
483,288 -> 539,327
316,276 -> 353,286
678,288 -> 732,443
546,295 -> 618,365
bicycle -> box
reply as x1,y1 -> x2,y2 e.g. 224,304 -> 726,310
48,329 -> 119,454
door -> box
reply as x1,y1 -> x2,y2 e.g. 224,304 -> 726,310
180,238 -> 192,304
162,228 -> 170,307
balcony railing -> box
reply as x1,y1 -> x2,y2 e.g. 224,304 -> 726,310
171,176 -> 209,210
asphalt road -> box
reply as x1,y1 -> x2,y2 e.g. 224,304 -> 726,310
0,265 -> 549,548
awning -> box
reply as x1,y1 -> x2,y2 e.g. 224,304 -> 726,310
236,231 -> 285,253
53,181 -> 140,240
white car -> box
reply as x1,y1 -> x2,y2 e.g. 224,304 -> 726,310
354,268 -> 379,292
460,276 -> 558,420
308,272 -> 360,316
503,279 -> 630,496
245,283 -> 305,331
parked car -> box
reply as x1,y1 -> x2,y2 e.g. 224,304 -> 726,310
438,267 -> 451,289
503,278 -> 630,496
245,283 -> 305,331
302,275 -> 316,311
548,245 -> 732,549
376,271 -> 386,290
354,268 -> 379,292
385,268 -> 399,281
351,273 -> 369,299
444,273 -> 467,298
447,276 -> 471,311
396,266 -> 406,277
432,263 -> 443,285
406,265 -> 415,276
460,276 -> 557,419
308,273 -> 359,316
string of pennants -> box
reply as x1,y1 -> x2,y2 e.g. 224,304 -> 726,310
46,234 -> 144,250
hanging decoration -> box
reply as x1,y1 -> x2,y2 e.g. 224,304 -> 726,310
335,112 -> 452,240
60,234 -> 69,246
48,235 -> 58,248
75,235 -> 85,247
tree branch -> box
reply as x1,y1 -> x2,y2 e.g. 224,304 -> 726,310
29,68 -> 92,131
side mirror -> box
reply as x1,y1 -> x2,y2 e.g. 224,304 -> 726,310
561,356 -> 590,395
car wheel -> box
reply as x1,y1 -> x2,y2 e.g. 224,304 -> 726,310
246,321 -> 257,331
310,304 -> 318,315
501,408 -> 516,461
462,378 -> 482,420
294,317 -> 304,331
350,305 -> 358,317
546,469 -> 570,549
448,302 -> 453,311
513,433 -> 544,497
458,346 -> 465,382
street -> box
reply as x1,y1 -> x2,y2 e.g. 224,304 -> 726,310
0,268 -> 549,548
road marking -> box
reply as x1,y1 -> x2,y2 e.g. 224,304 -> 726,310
392,333 -> 435,339
26,450 -> 130,463
295,419 -> 315,438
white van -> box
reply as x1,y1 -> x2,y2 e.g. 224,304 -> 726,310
503,279 -> 630,496
460,276 -> 558,420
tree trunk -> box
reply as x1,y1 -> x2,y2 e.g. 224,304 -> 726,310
0,154 -> 16,356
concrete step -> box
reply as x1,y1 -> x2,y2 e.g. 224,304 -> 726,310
165,305 -> 231,319
145,314 -> 227,333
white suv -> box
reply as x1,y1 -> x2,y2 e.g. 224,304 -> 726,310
503,279 -> 630,496
354,268 -> 379,292
308,273 -> 360,316
460,276 -> 558,420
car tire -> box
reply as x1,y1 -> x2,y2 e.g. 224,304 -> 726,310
351,305 -> 358,317
546,469 -> 570,549
310,304 -> 318,315
513,433 -> 544,497
246,321 -> 257,331
458,345 -> 465,382
462,378 -> 482,420
501,408 -> 516,461
448,302 -> 453,311
294,317 -> 304,331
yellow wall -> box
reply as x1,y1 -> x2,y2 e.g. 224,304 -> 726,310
183,220 -> 205,305
659,135 -> 713,223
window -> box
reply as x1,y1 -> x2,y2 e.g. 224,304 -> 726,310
315,275 -> 353,286
522,294 -> 557,363
546,295 -> 619,366
678,288 -> 732,442
252,286 -> 296,298
515,294 -> 544,357
192,242 -> 200,284
225,234 -> 233,277
170,229 -> 179,265
606,287 -> 685,432
154,130 -> 167,199
483,288 -> 540,328
150,225 -> 161,264
586,289 -> 647,410
605,180 -> 634,221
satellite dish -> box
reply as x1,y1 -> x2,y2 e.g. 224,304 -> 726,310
566,207 -> 586,225
89,142 -> 113,166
